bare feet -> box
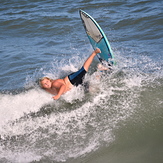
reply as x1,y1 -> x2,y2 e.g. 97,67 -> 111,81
95,48 -> 101,54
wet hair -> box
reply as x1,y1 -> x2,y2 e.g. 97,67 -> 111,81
39,77 -> 52,88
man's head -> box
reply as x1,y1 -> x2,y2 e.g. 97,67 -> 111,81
39,77 -> 52,89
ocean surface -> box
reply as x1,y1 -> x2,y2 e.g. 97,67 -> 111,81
0,0 -> 163,163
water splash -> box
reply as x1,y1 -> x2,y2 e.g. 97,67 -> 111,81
0,48 -> 162,162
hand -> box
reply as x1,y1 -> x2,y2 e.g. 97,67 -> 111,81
95,48 -> 101,54
52,95 -> 60,100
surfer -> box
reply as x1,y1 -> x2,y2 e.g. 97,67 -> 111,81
39,48 -> 101,100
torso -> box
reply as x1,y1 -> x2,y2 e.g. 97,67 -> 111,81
63,76 -> 73,90
45,76 -> 73,95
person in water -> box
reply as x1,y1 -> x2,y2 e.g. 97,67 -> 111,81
39,48 -> 101,100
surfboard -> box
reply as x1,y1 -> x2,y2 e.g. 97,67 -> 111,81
79,10 -> 114,65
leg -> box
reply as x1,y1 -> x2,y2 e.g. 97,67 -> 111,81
83,48 -> 101,71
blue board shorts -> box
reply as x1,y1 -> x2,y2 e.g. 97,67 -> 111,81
68,66 -> 87,86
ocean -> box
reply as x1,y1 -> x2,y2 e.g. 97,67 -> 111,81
0,0 -> 163,163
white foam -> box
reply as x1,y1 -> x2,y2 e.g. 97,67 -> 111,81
0,83 -> 116,162
1,50 -> 155,162
0,150 -> 42,163
61,85 -> 85,103
124,75 -> 142,88
0,88 -> 52,129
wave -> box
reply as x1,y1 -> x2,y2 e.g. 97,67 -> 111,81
0,37 -> 162,162
1,54 -> 162,162
0,0 -> 162,161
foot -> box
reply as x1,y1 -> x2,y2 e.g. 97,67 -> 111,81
94,48 -> 101,54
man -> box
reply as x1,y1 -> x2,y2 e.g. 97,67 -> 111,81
39,48 -> 101,100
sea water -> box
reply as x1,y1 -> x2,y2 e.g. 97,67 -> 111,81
0,0 -> 163,163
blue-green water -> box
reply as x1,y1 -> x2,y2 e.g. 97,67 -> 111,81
0,0 -> 163,163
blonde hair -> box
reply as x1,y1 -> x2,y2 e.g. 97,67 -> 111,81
39,77 -> 52,88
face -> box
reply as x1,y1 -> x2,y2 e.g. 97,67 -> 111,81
41,78 -> 52,89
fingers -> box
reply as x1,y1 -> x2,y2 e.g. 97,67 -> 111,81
52,95 -> 59,100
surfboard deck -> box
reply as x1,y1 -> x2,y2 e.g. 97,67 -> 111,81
79,10 -> 114,65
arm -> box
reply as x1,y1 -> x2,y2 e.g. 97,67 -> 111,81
52,82 -> 66,100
